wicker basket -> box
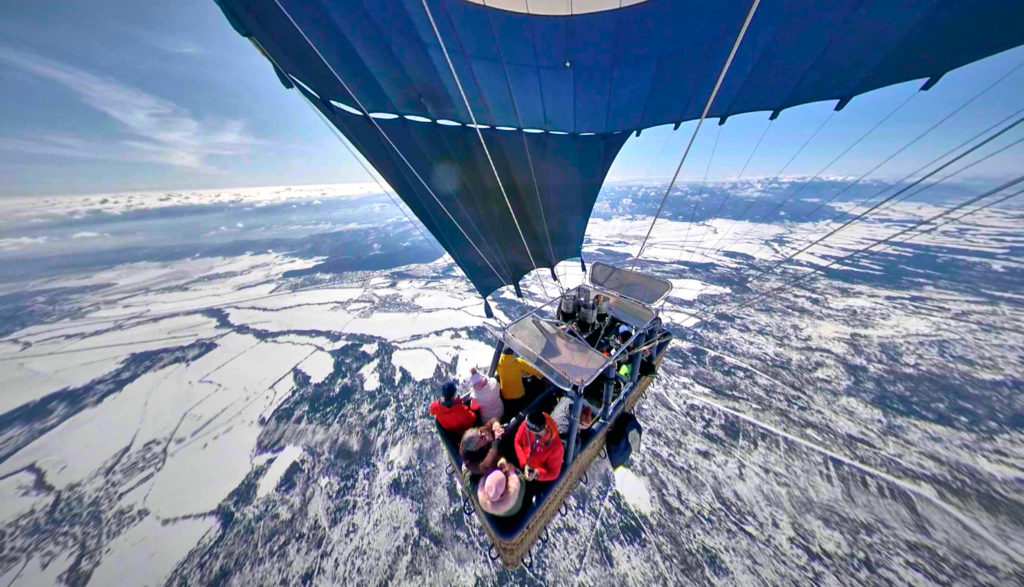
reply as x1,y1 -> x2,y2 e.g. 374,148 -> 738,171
447,348 -> 666,568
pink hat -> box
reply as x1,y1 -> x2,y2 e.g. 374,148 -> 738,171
470,371 -> 487,391
482,469 -> 506,501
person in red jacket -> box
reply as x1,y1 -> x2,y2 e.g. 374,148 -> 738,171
429,380 -> 477,437
514,410 -> 564,483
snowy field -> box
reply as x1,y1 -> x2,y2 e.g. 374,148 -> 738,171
0,179 -> 1022,585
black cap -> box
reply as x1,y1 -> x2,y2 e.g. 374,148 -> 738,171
441,380 -> 457,402
525,410 -> 546,433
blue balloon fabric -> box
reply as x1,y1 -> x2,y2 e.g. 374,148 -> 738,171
214,0 -> 1024,298
304,81 -> 627,297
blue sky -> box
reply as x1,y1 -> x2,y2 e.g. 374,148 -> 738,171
1,0 -> 1023,197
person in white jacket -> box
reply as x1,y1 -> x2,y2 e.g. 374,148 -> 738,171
469,367 -> 504,423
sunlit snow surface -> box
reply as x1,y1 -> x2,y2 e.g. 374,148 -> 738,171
0,179 -> 1022,585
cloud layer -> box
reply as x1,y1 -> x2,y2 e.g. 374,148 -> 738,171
0,47 -> 257,169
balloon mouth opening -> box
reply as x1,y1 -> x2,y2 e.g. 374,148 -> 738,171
461,0 -> 652,16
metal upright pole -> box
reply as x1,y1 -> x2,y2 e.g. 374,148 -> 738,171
600,364 -> 616,421
629,332 -> 646,385
655,328 -> 673,357
488,340 -> 505,377
564,390 -> 584,466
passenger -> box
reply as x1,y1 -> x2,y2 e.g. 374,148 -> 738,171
469,367 -> 503,422
497,348 -> 543,413
429,380 -> 477,437
637,340 -> 657,377
477,458 -> 525,517
549,394 -> 597,439
615,324 -> 636,378
594,325 -> 622,355
615,325 -> 656,379
514,410 -> 564,483
460,418 -> 505,477
616,324 -> 633,348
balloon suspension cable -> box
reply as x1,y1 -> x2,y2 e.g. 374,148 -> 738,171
272,0 -> 517,295
743,110 -> 1024,287
630,0 -> 760,272
707,57 -> 1024,295
709,118 -> 1024,316
620,109 -> 695,304
752,57 -> 1024,265
704,41 -> 1022,267
421,0 -> 552,302
676,123 -> 722,266
700,102 -> 1024,317
785,91 -> 917,212
624,111 -> 687,231
687,116 -> 773,265
873,186 -> 1024,255
295,91 -> 446,260
704,108 -> 835,260
729,174 -> 1024,312
699,109 -> 1024,316
724,93 -> 909,262
798,57 -> 1024,225
457,1 -> 564,296
721,134 -> 1022,312
869,131 -> 1024,216
524,128 -> 564,295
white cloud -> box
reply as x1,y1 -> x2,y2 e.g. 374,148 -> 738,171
0,236 -> 47,250
111,24 -> 205,56
135,32 -> 203,56
0,47 -> 258,169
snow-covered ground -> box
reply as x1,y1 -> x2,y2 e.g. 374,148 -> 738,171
1,179 -> 1022,585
